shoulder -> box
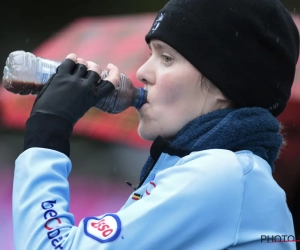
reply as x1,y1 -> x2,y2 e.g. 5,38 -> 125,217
173,149 -> 256,178
149,150 -> 247,234
154,149 -> 250,200
161,149 -> 272,196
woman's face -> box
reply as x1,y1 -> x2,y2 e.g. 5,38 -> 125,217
136,39 -> 209,141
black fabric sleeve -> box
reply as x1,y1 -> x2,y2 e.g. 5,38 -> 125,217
23,113 -> 73,157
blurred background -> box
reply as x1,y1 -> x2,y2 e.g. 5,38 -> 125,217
0,0 -> 299,249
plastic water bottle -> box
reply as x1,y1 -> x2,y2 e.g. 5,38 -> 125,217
2,51 -> 147,114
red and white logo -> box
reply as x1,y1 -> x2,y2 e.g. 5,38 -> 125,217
84,214 -> 121,243
145,181 -> 156,196
44,217 -> 62,230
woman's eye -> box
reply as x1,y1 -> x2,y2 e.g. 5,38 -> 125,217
162,54 -> 173,63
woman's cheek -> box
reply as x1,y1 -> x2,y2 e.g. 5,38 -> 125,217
161,76 -> 186,103
158,84 -> 182,106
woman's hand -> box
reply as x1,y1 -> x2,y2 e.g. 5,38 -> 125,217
30,53 -> 118,126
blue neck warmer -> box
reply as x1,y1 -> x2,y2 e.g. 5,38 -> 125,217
140,107 -> 283,182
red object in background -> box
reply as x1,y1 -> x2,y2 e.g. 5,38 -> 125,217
0,13 -> 155,149
0,13 -> 299,149
274,14 -> 300,197
277,14 -> 300,126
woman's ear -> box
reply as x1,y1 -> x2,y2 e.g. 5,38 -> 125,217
201,75 -> 236,109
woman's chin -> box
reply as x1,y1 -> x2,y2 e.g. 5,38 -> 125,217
137,123 -> 157,141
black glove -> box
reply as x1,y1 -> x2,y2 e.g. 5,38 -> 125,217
24,58 -> 115,156
31,58 -> 115,126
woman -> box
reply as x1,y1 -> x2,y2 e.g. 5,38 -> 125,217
13,0 -> 299,249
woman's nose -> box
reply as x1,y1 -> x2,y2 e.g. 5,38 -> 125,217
136,59 -> 153,85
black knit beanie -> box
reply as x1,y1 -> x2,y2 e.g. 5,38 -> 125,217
145,0 -> 300,116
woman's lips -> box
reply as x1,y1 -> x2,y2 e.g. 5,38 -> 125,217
139,102 -> 149,111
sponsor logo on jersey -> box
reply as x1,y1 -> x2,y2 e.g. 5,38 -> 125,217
145,181 -> 156,195
41,200 -> 64,249
84,214 -> 121,243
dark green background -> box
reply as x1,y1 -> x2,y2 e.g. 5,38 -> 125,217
0,0 -> 299,68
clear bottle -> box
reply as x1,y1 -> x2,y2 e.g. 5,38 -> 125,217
2,50 -> 147,114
